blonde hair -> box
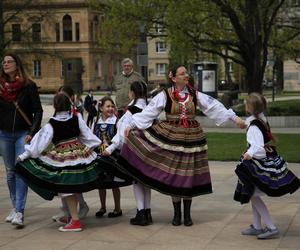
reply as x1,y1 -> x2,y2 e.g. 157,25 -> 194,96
246,92 -> 267,118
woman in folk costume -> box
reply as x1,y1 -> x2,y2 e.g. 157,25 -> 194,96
118,65 -> 246,226
16,93 -> 102,232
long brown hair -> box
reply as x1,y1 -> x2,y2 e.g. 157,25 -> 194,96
245,92 -> 267,118
0,53 -> 28,83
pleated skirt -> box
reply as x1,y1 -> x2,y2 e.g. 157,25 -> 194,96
118,120 -> 212,197
16,158 -> 103,200
234,155 -> 300,204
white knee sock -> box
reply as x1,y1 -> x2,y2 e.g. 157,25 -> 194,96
143,186 -> 151,209
251,200 -> 262,229
133,183 -> 145,210
251,196 -> 276,229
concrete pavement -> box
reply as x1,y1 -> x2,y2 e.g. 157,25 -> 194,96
0,160 -> 299,250
0,102 -> 299,249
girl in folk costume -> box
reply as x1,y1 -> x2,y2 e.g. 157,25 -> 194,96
16,93 -> 102,232
234,93 -> 300,239
119,65 -> 245,226
103,81 -> 150,226
92,96 -> 124,218
51,86 -> 90,223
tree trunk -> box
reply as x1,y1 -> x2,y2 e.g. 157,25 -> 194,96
245,56 -> 264,93
275,58 -> 284,91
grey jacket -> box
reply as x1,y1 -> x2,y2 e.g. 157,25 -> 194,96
113,71 -> 146,110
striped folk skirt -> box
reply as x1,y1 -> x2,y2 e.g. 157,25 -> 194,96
15,139 -> 103,200
234,155 -> 300,204
118,120 -> 212,197
16,158 -> 103,200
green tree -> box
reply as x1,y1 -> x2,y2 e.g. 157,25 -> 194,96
92,0 -> 300,93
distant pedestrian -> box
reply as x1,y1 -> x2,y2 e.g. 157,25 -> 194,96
113,58 -> 146,117
87,100 -> 98,128
234,92 -> 300,239
75,93 -> 84,118
84,89 -> 94,127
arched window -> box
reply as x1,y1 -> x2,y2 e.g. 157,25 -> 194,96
63,14 -> 72,41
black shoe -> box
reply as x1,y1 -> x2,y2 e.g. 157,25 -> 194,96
172,201 -> 181,226
130,209 -> 148,226
183,200 -> 193,226
108,210 -> 122,218
95,208 -> 106,218
145,208 -> 153,225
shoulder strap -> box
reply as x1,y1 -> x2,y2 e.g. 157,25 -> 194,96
249,119 -> 271,143
14,101 -> 32,126
163,88 -> 172,112
127,106 -> 143,114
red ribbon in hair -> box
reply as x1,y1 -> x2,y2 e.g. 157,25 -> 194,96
267,131 -> 273,140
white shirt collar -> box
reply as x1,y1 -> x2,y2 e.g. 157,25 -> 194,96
128,98 -> 147,109
172,85 -> 189,96
245,112 -> 267,127
97,114 -> 117,124
52,111 -> 72,121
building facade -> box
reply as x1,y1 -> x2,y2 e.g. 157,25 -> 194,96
147,37 -> 169,86
3,0 -> 122,93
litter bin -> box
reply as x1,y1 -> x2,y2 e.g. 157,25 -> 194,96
193,62 -> 218,98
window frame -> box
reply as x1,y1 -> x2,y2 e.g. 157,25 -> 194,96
33,60 -> 41,77
155,41 -> 167,53
156,63 -> 167,76
32,23 -> 41,42
12,24 -> 21,42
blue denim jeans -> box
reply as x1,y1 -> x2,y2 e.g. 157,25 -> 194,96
0,130 -> 28,213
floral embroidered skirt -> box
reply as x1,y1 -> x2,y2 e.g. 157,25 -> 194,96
16,139 -> 103,200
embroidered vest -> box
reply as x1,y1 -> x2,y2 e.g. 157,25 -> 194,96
49,116 -> 80,144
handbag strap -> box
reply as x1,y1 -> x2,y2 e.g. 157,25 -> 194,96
13,101 -> 32,126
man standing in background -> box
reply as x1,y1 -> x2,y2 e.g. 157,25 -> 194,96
113,58 -> 147,117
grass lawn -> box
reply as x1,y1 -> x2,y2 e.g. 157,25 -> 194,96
206,132 -> 300,163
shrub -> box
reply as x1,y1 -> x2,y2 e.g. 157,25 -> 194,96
232,99 -> 300,116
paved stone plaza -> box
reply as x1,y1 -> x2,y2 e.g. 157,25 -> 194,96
0,103 -> 299,249
0,160 -> 299,250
